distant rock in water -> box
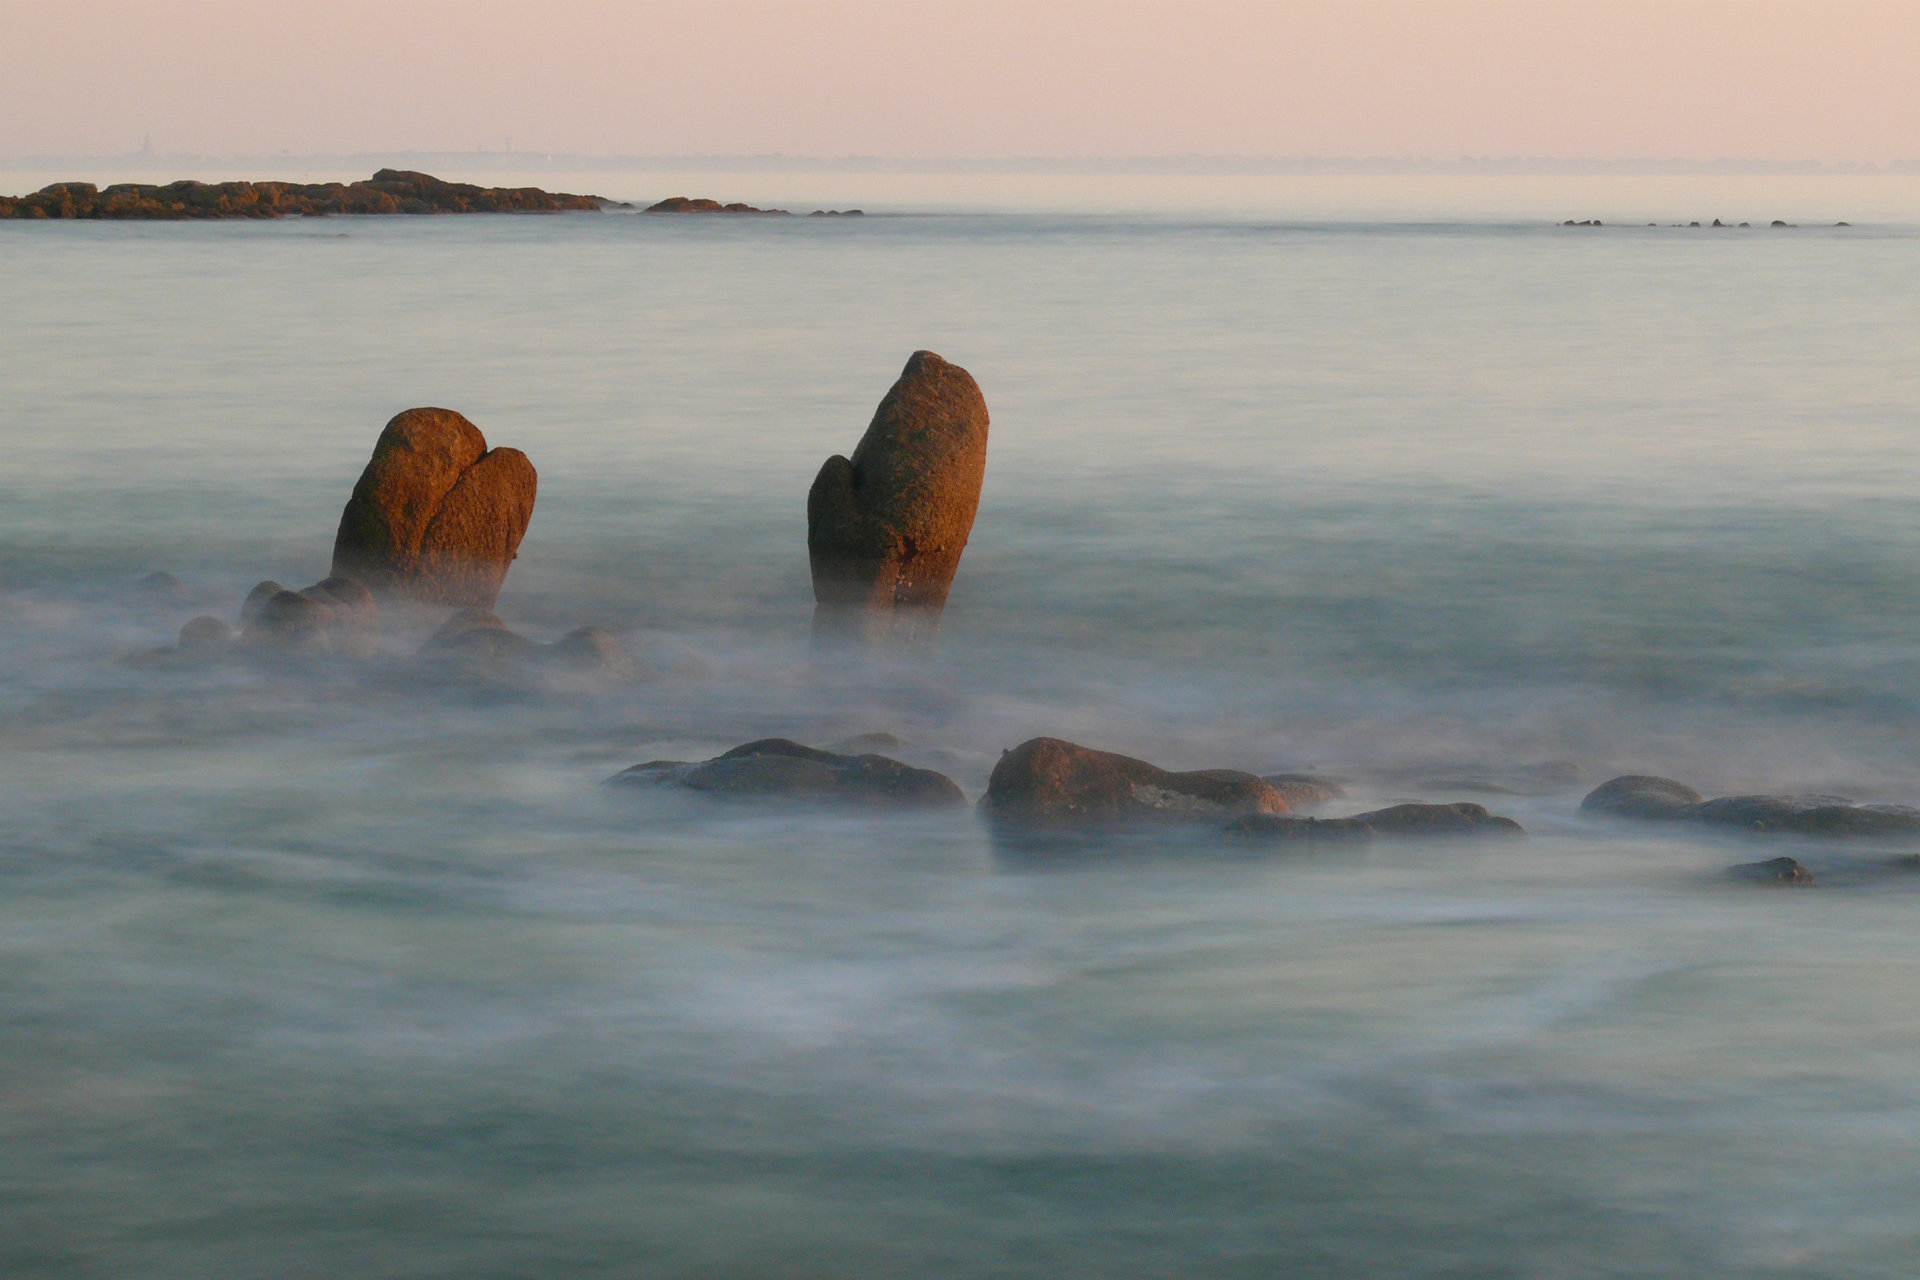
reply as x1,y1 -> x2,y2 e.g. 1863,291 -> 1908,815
808,209 -> 865,217
808,351 -> 990,646
331,407 -> 537,609
643,197 -> 791,215
0,170 -> 619,220
980,737 -> 1289,838
610,738 -> 965,810
1581,774 -> 1920,837
1228,801 -> 1524,844
413,609 -> 637,682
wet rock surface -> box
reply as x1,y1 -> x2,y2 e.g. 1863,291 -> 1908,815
331,407 -> 537,608
1261,773 -> 1347,809
1582,775 -> 1920,837
808,350 -> 990,646
0,169 -> 616,220
610,738 -> 966,810
980,737 -> 1288,835
1347,802 -> 1526,837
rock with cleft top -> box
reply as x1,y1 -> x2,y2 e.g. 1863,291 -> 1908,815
609,738 -> 965,810
331,407 -> 537,609
808,351 -> 990,646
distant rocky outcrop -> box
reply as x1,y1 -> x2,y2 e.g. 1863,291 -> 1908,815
980,737 -> 1289,837
644,197 -> 790,215
1261,774 -> 1347,809
1581,774 -> 1920,837
610,738 -> 965,809
331,408 -> 537,609
808,351 -> 990,646
0,170 -> 618,220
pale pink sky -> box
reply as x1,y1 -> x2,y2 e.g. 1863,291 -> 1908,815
3,1 -> 1917,161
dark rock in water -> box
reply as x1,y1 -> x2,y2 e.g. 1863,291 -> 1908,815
979,737 -> 1288,836
177,615 -> 234,656
416,608 -> 544,665
299,576 -> 379,659
610,738 -> 965,810
1348,802 -> 1525,837
331,407 -> 537,608
1726,856 -> 1816,887
1224,813 -> 1374,844
241,589 -> 337,655
548,626 -> 634,676
240,580 -> 287,624
1581,775 -> 1705,820
808,209 -> 865,217
0,169 -> 616,220
1583,774 -> 1920,838
1682,795 -> 1920,837
133,571 -> 185,605
643,196 -> 791,215
1261,773 -> 1347,809
1712,219 -> 1725,227
808,350 -> 990,646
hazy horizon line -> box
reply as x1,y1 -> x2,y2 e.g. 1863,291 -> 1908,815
8,152 -> 1920,178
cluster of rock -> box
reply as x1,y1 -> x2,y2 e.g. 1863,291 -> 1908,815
608,732 -> 1527,858
1562,220 -> 1832,229
1578,773 -> 1920,887
808,351 -> 990,646
0,170 -> 616,220
129,575 -> 379,667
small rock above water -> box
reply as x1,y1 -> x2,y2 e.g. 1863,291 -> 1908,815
980,737 -> 1288,836
1347,802 -> 1526,837
1580,775 -> 1705,820
414,610 -> 636,680
610,738 -> 965,810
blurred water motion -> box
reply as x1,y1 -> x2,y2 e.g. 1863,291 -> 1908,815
4,179 -> 1920,1277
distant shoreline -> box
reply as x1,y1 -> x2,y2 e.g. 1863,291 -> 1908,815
0,169 -> 621,220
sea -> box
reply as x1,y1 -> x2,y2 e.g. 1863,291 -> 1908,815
4,169 -> 1920,1278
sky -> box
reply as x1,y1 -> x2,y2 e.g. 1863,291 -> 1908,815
2,1 -> 1917,163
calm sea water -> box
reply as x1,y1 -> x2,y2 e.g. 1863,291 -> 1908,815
5,174 -> 1920,1277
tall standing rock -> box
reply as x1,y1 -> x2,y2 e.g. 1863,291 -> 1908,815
807,351 -> 989,645
331,408 -> 537,609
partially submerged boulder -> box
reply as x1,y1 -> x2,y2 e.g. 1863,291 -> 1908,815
610,738 -> 965,810
1726,856 -> 1817,887
238,576 -> 381,660
1581,775 -> 1920,838
414,610 -> 636,681
980,737 -> 1288,836
331,408 -> 537,609
1580,775 -> 1704,820
1226,800 -> 1523,844
808,351 -> 989,646
1345,802 -> 1525,837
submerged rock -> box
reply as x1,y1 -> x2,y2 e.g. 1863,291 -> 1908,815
176,615 -> 235,657
610,738 -> 965,810
1726,856 -> 1817,887
235,575 -> 380,660
808,351 -> 990,646
1582,774 -> 1920,838
331,407 -> 537,609
1223,813 -> 1374,844
1580,775 -> 1704,820
1347,802 -> 1525,837
979,737 -> 1288,836
413,610 -> 637,681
